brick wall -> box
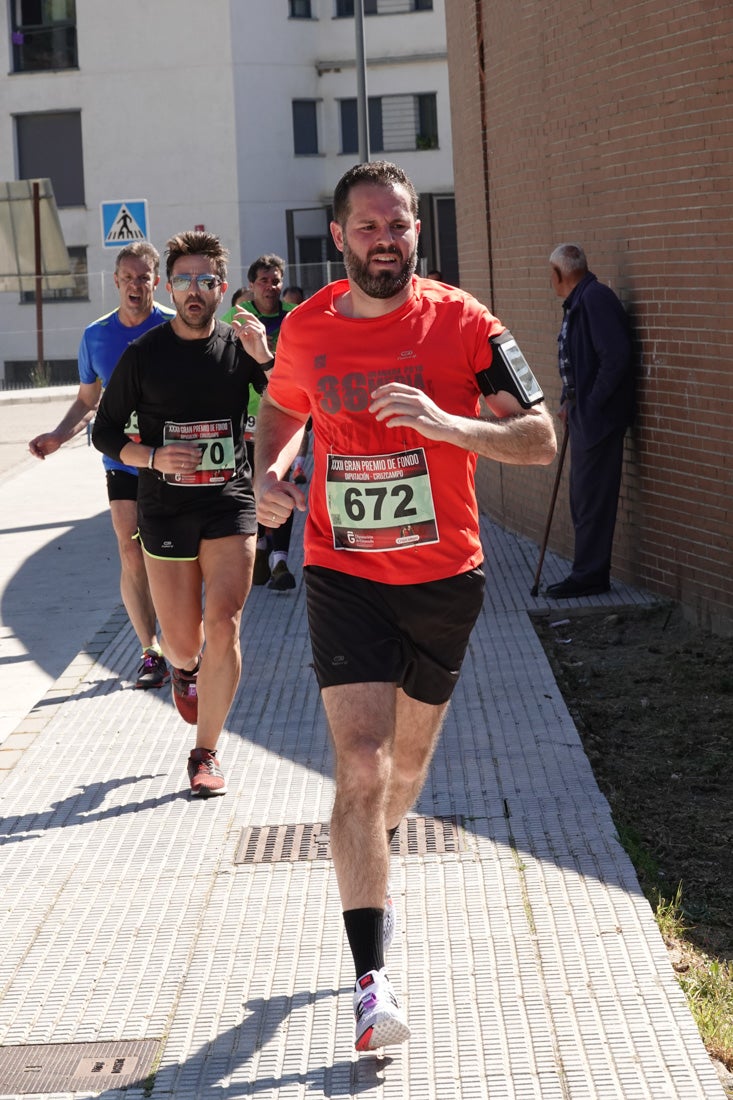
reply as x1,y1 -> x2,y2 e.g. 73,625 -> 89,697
445,0 -> 733,632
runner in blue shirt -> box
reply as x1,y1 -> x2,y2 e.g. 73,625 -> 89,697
29,242 -> 174,689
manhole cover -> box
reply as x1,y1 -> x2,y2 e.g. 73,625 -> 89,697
234,814 -> 463,864
0,1039 -> 159,1094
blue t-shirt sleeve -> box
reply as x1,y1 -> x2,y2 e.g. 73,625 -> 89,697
77,330 -> 96,385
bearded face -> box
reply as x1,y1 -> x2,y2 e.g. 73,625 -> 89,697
341,236 -> 418,300
333,181 -> 420,305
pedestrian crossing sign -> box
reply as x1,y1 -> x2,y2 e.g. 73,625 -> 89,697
101,200 -> 149,248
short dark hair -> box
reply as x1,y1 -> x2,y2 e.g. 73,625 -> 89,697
332,161 -> 419,225
115,241 -> 161,278
165,231 -> 229,281
247,253 -> 286,284
229,286 -> 250,308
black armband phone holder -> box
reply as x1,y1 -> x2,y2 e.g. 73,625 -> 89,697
476,330 -> 544,409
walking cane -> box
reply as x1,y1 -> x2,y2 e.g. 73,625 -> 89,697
530,421 -> 569,597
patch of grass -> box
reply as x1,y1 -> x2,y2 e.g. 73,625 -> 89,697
617,811 -> 732,1076
654,886 -> 733,1074
681,957 -> 733,1068
616,821 -> 661,889
655,884 -> 688,941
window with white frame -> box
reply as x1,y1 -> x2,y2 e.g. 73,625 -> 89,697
340,93 -> 438,154
292,100 -> 320,155
11,0 -> 78,73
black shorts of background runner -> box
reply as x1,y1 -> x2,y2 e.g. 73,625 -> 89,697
246,438 -> 293,553
106,469 -> 138,502
304,564 -> 485,705
137,496 -> 257,561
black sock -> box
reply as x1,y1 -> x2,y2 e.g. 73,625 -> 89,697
343,908 -> 384,979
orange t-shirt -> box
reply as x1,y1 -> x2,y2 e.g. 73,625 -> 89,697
267,276 -> 505,584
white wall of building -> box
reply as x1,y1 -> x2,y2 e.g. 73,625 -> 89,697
0,0 -> 453,376
230,0 -> 452,276
0,0 -> 240,368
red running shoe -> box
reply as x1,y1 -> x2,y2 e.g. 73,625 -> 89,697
171,663 -> 199,724
187,747 -> 227,798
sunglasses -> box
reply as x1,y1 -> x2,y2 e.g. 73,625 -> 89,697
170,273 -> 222,292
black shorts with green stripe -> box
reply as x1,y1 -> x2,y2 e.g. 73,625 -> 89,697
137,496 -> 256,560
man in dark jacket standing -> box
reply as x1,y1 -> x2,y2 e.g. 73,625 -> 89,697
546,243 -> 635,598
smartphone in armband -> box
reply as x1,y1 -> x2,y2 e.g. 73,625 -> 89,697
476,331 -> 544,409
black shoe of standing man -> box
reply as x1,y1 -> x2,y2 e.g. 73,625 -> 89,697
545,576 -> 610,599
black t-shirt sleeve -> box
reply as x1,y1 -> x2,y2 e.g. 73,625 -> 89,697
91,345 -> 140,463
249,358 -> 273,395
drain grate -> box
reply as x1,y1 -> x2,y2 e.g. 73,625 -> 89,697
0,1039 -> 160,1094
234,814 -> 463,865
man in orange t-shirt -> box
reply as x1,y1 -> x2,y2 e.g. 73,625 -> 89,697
254,161 -> 556,1052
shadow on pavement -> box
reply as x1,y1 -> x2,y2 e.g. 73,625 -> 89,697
1,510 -> 125,682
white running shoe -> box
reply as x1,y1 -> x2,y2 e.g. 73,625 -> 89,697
383,886 -> 396,953
353,968 -> 410,1051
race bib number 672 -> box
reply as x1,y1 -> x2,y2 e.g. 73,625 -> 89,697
326,447 -> 439,552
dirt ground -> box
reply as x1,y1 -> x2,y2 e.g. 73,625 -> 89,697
532,602 -> 733,962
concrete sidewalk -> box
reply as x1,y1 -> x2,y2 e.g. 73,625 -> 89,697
0,388 -> 118,748
0,391 -> 725,1099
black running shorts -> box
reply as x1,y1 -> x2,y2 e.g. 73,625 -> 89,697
106,469 -> 138,502
304,564 -> 485,705
137,498 -> 257,561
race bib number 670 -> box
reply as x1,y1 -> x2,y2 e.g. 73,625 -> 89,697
162,419 -> 236,486
326,447 -> 439,552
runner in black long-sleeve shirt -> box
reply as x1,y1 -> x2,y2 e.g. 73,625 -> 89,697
93,231 -> 273,797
